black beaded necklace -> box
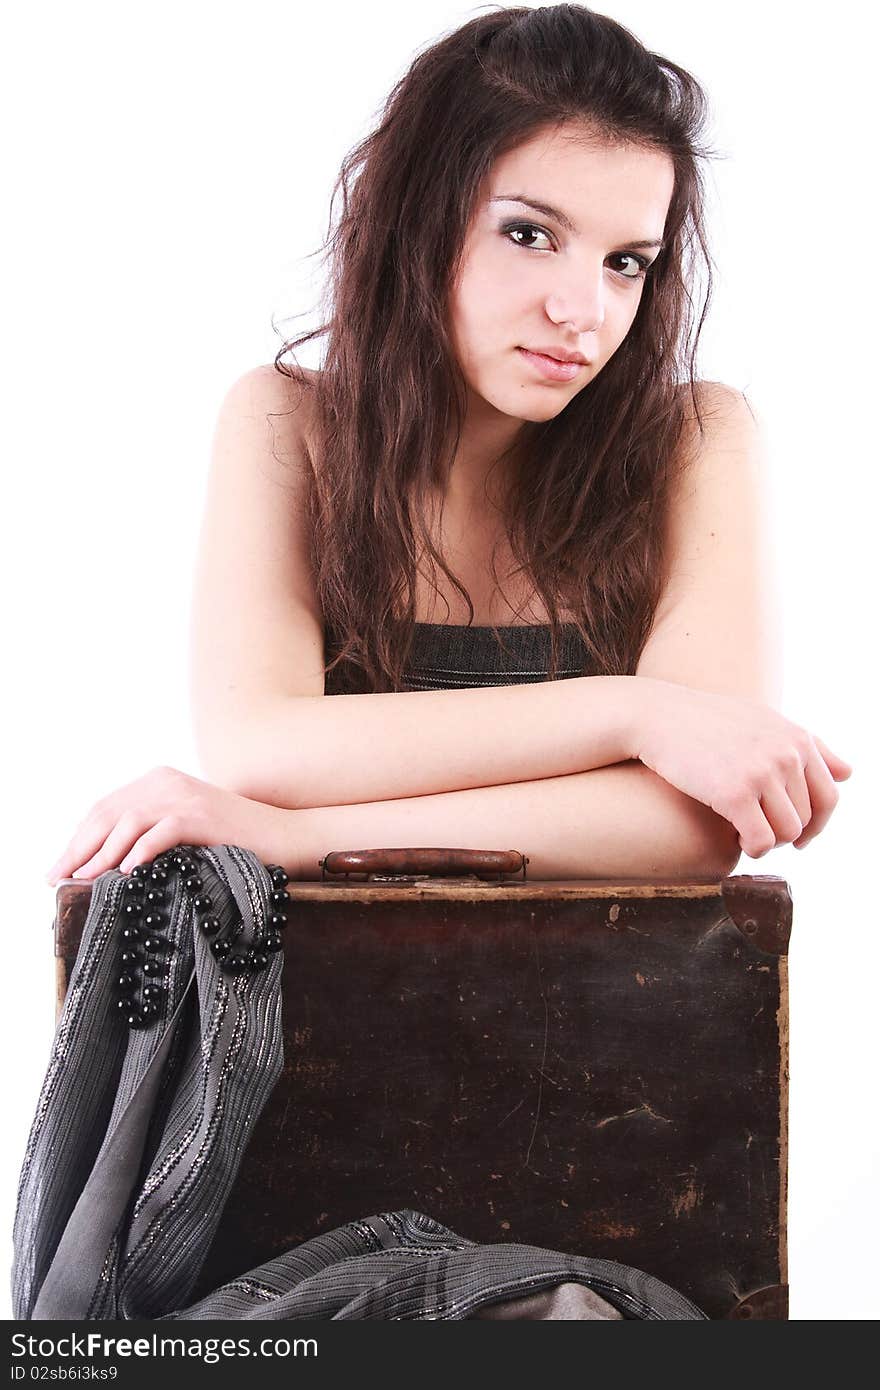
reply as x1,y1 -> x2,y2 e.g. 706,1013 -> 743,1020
114,845 -> 289,1030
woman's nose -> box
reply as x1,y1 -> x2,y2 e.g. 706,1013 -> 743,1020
546,270 -> 605,336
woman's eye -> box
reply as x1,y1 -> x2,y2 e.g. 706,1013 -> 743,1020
608,252 -> 650,279
502,222 -> 554,252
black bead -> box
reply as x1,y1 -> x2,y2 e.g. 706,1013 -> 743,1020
143,984 -> 164,1002
269,912 -> 288,931
142,936 -> 173,953
270,866 -> 290,889
139,1001 -> 159,1020
144,888 -> 165,905
251,953 -> 269,971
222,954 -> 249,975
199,916 -> 222,936
265,933 -> 283,953
210,939 -> 231,958
193,895 -> 212,912
270,889 -> 290,909
120,926 -> 141,942
183,875 -> 203,893
142,960 -> 163,976
149,867 -> 168,884
122,901 -> 143,918
143,911 -> 165,928
126,1013 -> 146,1029
116,997 -> 131,1012
120,949 -> 141,965
130,864 -> 151,880
124,879 -> 144,895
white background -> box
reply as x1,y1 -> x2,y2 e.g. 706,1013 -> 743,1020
2,0 -> 876,1320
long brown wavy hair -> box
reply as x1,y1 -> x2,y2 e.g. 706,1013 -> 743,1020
273,3 -> 719,693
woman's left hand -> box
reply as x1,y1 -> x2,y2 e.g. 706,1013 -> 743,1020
46,765 -> 298,885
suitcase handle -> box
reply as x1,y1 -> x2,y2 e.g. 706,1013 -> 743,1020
318,847 -> 529,880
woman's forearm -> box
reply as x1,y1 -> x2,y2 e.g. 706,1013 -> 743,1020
284,758 -> 740,882
206,674 -> 649,811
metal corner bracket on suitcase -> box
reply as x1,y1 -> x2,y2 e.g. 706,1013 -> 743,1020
51,847 -> 790,1321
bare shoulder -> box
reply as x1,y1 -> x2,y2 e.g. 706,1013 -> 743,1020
639,375 -> 780,706
216,362 -> 322,478
662,379 -> 767,556
675,379 -> 760,455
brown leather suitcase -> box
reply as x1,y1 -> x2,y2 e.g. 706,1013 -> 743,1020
52,849 -> 790,1320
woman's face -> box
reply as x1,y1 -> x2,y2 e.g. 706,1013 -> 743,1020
449,124 -> 676,427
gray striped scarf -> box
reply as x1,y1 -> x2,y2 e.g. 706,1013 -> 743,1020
11,845 -> 707,1320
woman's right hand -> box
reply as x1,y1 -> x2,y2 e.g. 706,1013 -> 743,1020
631,678 -> 853,858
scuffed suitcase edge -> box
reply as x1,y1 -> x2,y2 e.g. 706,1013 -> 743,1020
726,1283 -> 789,1320
720,874 -> 792,956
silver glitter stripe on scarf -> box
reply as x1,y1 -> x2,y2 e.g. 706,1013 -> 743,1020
11,845 -> 708,1321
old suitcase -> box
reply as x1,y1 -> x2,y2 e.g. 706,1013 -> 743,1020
52,847 -> 790,1321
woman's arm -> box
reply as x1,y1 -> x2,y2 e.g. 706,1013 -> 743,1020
44,756 -> 737,889
217,674 -> 645,810
284,756 -> 740,882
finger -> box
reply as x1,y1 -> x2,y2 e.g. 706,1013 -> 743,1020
759,779 -> 808,848
734,796 -> 778,860
119,819 -> 185,875
813,735 -> 853,781
792,750 -> 840,849
71,811 -> 150,881
779,754 -> 813,839
48,810 -> 118,884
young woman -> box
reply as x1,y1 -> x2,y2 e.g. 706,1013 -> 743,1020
46,3 -> 851,889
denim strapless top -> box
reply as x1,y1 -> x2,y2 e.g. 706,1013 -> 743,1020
324,621 -> 593,693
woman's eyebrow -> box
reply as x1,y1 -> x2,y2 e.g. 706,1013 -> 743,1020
489,194 -> 664,249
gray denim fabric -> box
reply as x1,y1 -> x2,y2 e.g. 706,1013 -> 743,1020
12,846 -> 707,1321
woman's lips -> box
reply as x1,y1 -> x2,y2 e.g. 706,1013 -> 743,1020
517,347 -> 584,382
